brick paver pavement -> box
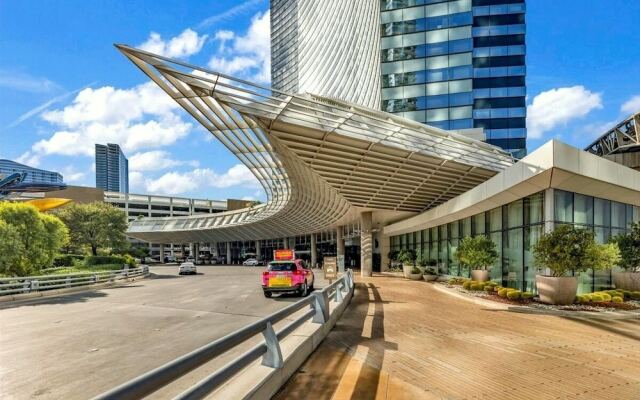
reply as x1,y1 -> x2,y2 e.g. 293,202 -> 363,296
276,275 -> 640,400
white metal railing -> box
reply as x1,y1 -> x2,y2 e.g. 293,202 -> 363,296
95,269 -> 355,400
0,266 -> 149,296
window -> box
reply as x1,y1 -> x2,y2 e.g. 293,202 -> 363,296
574,194 -> 593,225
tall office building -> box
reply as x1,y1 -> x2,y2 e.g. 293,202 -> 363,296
95,143 -> 129,193
0,159 -> 63,184
380,0 -> 526,158
271,0 -> 527,158
271,0 -> 382,109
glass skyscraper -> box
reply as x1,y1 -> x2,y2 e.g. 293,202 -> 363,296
95,143 -> 129,193
0,159 -> 63,184
380,0 -> 527,158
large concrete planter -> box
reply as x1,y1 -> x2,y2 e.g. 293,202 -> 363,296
402,264 -> 413,279
536,275 -> 578,305
613,271 -> 640,291
471,270 -> 489,282
423,274 -> 438,282
407,272 -> 423,280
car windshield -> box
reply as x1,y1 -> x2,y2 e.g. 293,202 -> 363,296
268,262 -> 296,272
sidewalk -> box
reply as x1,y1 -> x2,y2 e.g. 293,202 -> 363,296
275,275 -> 640,399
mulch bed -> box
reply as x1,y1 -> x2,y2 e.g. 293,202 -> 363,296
445,284 -> 640,312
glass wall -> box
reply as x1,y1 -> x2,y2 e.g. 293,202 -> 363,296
390,190 -> 639,293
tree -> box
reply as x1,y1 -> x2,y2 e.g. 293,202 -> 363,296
0,202 -> 69,276
55,202 -> 128,256
455,235 -> 498,271
612,222 -> 640,272
533,224 -> 620,277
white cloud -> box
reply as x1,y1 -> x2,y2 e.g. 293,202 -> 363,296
31,82 -> 191,157
128,150 -> 198,172
139,28 -> 208,59
142,164 -> 260,195
197,0 -> 265,29
60,165 -> 87,184
16,151 -> 41,167
0,70 -> 61,93
526,86 -> 603,139
208,10 -> 270,83
621,95 -> 640,115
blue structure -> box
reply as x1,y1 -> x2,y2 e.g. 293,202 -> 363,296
95,143 -> 129,193
380,0 -> 527,158
0,172 -> 67,198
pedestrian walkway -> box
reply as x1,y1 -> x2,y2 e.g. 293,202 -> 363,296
275,275 -> 640,399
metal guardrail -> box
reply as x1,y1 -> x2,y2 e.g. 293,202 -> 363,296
95,269 -> 355,400
0,266 -> 149,296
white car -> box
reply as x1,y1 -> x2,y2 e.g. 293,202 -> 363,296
178,262 -> 197,275
243,258 -> 260,266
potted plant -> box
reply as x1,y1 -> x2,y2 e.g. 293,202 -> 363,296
455,236 -> 498,282
387,250 -> 400,270
423,259 -> 438,282
415,247 -> 427,274
407,265 -> 423,280
533,225 -> 620,305
397,249 -> 416,279
611,222 -> 640,291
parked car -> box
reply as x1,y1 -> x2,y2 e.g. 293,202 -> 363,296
185,256 -> 195,263
243,258 -> 260,266
178,262 -> 197,275
164,255 -> 177,263
262,259 -> 314,298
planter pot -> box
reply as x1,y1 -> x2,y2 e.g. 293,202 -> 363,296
536,275 -> 578,305
471,270 -> 489,282
407,272 -> 423,280
423,274 -> 438,282
402,264 -> 413,279
613,271 -> 640,291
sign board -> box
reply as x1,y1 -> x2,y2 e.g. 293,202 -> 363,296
324,256 -> 338,281
273,249 -> 295,261
337,255 -> 345,273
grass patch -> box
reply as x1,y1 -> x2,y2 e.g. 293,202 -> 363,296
40,264 -> 125,275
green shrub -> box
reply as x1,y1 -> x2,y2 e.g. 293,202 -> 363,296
590,294 -> 604,302
521,292 -> 533,300
631,291 -> 640,300
85,255 -> 126,266
498,288 -> 510,297
484,286 -> 494,293
448,277 -> 468,285
493,286 -> 502,292
470,283 -> 484,290
622,290 -> 631,299
123,254 -> 136,267
612,296 -> 624,303
600,293 -> 612,302
507,290 -> 522,300
53,254 -> 85,267
411,266 -> 421,274
462,281 -> 474,290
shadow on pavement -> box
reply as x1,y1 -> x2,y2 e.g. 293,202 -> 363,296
0,289 -> 113,310
563,316 -> 640,341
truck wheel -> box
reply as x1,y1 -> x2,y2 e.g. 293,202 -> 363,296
264,291 -> 272,298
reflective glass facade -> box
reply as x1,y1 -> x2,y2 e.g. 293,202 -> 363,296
390,190 -> 640,293
380,0 -> 527,158
0,159 -> 63,184
95,143 -> 129,193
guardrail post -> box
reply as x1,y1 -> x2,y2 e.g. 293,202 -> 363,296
261,321 -> 283,368
30,280 -> 39,292
22,281 -> 30,293
334,283 -> 343,303
312,291 -> 329,324
65,277 -> 71,288
110,272 -> 115,282
94,274 -> 99,284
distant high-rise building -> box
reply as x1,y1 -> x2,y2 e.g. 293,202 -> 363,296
95,143 -> 129,193
0,159 -> 63,184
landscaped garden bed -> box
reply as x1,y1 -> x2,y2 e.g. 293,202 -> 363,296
442,277 -> 640,313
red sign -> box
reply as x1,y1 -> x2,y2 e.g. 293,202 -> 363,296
274,249 -> 294,261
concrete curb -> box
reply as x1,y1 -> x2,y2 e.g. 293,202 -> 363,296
431,282 -> 640,319
0,273 -> 150,305
210,286 -> 355,399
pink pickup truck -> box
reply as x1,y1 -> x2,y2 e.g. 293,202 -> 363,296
262,259 -> 315,298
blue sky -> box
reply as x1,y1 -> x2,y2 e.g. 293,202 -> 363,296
1,0 -> 639,201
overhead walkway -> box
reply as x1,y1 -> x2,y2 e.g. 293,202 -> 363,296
276,276 -> 640,399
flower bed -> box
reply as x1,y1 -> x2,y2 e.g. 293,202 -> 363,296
444,278 -> 640,313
